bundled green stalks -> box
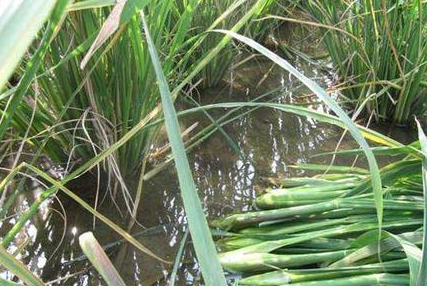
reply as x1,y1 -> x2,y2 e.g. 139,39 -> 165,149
213,159 -> 425,285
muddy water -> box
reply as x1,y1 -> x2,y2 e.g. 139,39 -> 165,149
0,55 -> 415,286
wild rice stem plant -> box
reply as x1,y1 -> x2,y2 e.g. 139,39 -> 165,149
300,0 -> 427,125
239,259 -> 409,285
5,0 -> 275,182
212,127 -> 427,285
220,249 -> 354,272
213,197 -> 423,229
281,274 -> 409,286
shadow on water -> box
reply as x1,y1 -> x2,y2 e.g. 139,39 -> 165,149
0,53 -> 416,285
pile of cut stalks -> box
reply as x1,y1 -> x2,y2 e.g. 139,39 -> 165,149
213,160 -> 424,286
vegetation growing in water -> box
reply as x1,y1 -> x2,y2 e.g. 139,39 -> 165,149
299,0 -> 427,125
5,0 -> 275,178
1,0 -> 427,285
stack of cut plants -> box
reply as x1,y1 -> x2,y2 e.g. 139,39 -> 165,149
213,140 -> 427,285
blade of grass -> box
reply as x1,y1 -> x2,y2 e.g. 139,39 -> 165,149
67,0 -> 116,11
387,232 -> 422,286
415,118 -> 427,286
140,11 -> 227,286
289,164 -> 369,175
167,228 -> 189,286
0,278 -> 25,286
0,0 -> 58,89
0,245 -> 46,286
0,0 -> 69,142
79,232 -> 127,286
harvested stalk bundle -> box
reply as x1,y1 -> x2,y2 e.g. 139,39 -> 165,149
213,156 -> 425,285
239,259 -> 409,285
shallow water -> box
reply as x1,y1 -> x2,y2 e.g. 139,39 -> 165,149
0,48 -> 415,285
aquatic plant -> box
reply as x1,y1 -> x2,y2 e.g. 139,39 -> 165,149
0,1 -> 263,284
2,1 -> 427,286
2,0 -> 274,180
292,0 -> 427,125
190,0 -> 278,88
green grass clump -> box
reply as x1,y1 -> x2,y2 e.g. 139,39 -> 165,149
299,0 -> 427,125
2,0 -> 274,179
189,0 -> 277,88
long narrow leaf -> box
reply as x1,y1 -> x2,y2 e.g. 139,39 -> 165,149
415,119 -> 427,286
0,245 -> 45,286
140,11 -> 227,286
67,0 -> 116,11
0,0 -> 69,142
0,0 -> 58,89
79,232 -> 127,286
0,278 -> 25,286
388,232 -> 422,286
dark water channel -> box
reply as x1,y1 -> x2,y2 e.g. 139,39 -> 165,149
0,49 -> 415,285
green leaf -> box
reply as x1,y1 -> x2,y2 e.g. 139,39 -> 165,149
168,229 -> 189,286
289,164 -> 369,174
79,232 -> 127,286
119,0 -> 151,24
388,232 -> 422,286
313,146 -> 420,158
415,119 -> 427,286
0,0 -> 69,142
0,0 -> 58,90
0,245 -> 46,286
67,0 -> 116,11
0,278 -> 25,286
140,11 -> 228,286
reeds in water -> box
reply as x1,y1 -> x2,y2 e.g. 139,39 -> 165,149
299,0 -> 427,125
2,0 -> 275,179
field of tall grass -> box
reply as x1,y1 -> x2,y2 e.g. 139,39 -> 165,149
298,0 -> 427,125
1,0 -> 427,285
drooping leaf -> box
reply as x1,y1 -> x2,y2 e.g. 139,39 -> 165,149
80,0 -> 151,68
213,29 -> 384,230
